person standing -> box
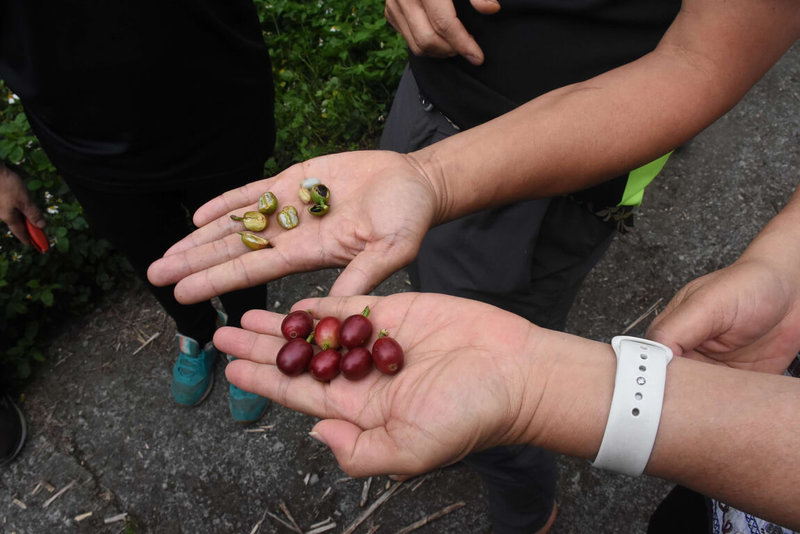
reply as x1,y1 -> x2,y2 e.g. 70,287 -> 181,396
0,0 -> 275,423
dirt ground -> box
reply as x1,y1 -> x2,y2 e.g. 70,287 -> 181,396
1,44 -> 798,534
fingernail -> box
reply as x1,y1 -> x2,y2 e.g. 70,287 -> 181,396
309,431 -> 327,445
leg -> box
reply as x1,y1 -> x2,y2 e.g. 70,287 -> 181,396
179,173 -> 268,328
382,66 -> 615,533
179,172 -> 271,423
65,179 -> 219,344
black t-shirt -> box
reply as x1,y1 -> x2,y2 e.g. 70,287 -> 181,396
0,0 -> 275,191
409,0 -> 680,130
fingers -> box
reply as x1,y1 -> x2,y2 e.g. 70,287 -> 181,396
646,291 -> 720,358
386,0 -> 485,65
192,177 -> 278,228
214,324 -> 284,364
162,210 -> 246,257
291,296 -> 380,321
225,359 -> 332,417
22,203 -> 45,231
328,246 -> 415,297
6,215 -> 31,246
169,235 -> 332,303
469,0 -> 500,15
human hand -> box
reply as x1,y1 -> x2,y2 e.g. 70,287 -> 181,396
219,293 -> 545,478
647,259 -> 800,374
0,163 -> 45,246
385,0 -> 500,66
147,151 -> 439,303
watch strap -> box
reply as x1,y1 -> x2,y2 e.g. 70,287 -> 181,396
592,335 -> 673,476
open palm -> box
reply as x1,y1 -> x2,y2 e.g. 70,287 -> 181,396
147,151 -> 439,302
218,293 -> 542,478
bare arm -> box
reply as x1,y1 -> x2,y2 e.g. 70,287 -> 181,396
220,293 -> 800,529
645,184 -> 800,372
414,0 -> 800,222
147,0 -> 800,302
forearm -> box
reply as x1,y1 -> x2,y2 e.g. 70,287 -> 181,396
523,329 -> 800,529
737,185 -> 800,270
410,0 -> 800,223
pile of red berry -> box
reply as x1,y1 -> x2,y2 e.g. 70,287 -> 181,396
276,307 -> 404,381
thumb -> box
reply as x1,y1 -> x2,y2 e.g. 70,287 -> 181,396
22,202 -> 46,229
647,296 -> 721,358
328,247 -> 414,297
310,420 -> 418,478
469,0 -> 501,14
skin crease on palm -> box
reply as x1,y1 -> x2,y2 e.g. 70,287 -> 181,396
217,292 -> 548,478
148,151 -> 440,303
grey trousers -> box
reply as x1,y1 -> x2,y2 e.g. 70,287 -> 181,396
380,65 -> 617,533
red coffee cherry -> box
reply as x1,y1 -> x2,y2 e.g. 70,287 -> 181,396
309,348 -> 341,382
340,306 -> 373,349
276,338 -> 314,376
372,330 -> 404,375
341,347 -> 372,381
281,310 -> 314,340
314,316 -> 341,350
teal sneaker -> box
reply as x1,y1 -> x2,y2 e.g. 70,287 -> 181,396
228,360 -> 270,424
171,334 -> 217,406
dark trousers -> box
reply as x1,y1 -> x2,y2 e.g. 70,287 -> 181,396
66,172 -> 267,346
381,65 -> 617,533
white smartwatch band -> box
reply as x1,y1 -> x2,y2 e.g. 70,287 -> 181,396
592,336 -> 673,476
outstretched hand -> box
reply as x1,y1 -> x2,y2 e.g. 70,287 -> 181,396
218,293 -> 543,478
647,259 -> 800,374
147,151 -> 439,303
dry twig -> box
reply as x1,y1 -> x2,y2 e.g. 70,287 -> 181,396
395,501 -> 466,534
280,500 -> 303,533
42,480 -> 75,508
410,472 -> 433,492
104,512 -> 129,524
265,510 -> 301,533
621,298 -> 663,334
132,332 -> 160,355
249,506 -> 269,534
360,477 -> 372,507
343,481 -> 404,534
74,511 -> 93,522
305,518 -> 337,534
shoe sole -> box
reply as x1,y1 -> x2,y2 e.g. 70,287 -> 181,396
191,377 -> 215,407
231,399 -> 271,425
0,399 -> 27,467
172,374 -> 215,408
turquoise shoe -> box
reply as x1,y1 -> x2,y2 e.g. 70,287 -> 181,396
171,334 -> 217,406
228,361 -> 270,424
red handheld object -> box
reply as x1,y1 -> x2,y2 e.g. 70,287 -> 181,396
25,218 -> 49,253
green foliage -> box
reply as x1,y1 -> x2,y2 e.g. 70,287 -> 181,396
255,0 -> 406,174
0,1 -> 406,387
0,82 -> 134,387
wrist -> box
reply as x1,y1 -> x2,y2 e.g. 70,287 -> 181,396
516,329 -> 616,460
406,148 -> 453,226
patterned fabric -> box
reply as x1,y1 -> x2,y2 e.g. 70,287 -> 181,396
710,354 -> 800,534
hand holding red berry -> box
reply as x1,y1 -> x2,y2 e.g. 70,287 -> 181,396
216,292 -> 544,479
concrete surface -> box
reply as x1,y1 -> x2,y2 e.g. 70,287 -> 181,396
1,43 -> 798,534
